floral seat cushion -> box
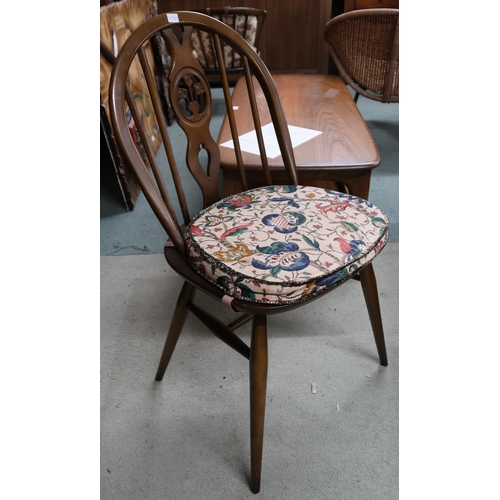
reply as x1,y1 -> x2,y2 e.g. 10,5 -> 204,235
185,185 -> 389,305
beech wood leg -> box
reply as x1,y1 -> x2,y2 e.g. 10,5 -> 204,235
155,281 -> 196,381
359,263 -> 388,366
249,315 -> 268,494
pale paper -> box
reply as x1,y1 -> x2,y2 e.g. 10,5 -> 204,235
220,123 -> 322,159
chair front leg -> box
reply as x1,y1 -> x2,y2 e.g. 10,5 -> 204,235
249,314 -> 268,494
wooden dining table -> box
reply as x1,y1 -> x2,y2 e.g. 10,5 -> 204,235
217,73 -> 380,200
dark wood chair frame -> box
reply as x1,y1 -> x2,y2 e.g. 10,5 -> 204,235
195,6 -> 267,85
324,8 -> 399,104
109,11 -> 388,494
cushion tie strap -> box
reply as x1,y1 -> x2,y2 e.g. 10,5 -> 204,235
222,294 -> 235,310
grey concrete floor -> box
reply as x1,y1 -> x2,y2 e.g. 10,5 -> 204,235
100,243 -> 398,499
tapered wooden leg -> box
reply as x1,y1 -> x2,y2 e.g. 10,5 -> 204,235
359,263 -> 388,366
249,315 -> 268,494
155,281 -> 195,381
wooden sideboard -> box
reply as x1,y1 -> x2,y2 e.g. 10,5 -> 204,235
156,0 -> 333,74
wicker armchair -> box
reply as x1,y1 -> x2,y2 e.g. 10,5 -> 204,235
324,8 -> 399,103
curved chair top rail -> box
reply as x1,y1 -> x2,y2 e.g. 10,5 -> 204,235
324,8 -> 399,103
109,11 -> 297,256
329,7 -> 398,21
197,7 -> 267,48
192,7 -> 267,78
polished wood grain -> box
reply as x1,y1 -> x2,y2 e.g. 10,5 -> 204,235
264,0 -> 331,74
249,315 -> 268,494
156,0 -> 331,74
218,74 -> 380,199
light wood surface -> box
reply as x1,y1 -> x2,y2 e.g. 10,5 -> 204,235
218,74 -> 380,199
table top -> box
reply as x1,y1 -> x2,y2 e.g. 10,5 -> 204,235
217,74 -> 380,172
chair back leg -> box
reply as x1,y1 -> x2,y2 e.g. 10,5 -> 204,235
359,264 -> 388,366
155,282 -> 196,381
249,314 -> 268,493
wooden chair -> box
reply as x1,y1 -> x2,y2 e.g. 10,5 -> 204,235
192,6 -> 266,85
109,11 -> 390,494
324,8 -> 399,104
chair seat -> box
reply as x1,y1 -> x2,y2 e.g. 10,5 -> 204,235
185,185 -> 389,305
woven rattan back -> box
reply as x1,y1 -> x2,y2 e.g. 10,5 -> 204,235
324,9 -> 399,103
109,12 -> 297,257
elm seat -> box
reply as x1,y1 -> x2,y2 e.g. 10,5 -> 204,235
186,185 -> 389,304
